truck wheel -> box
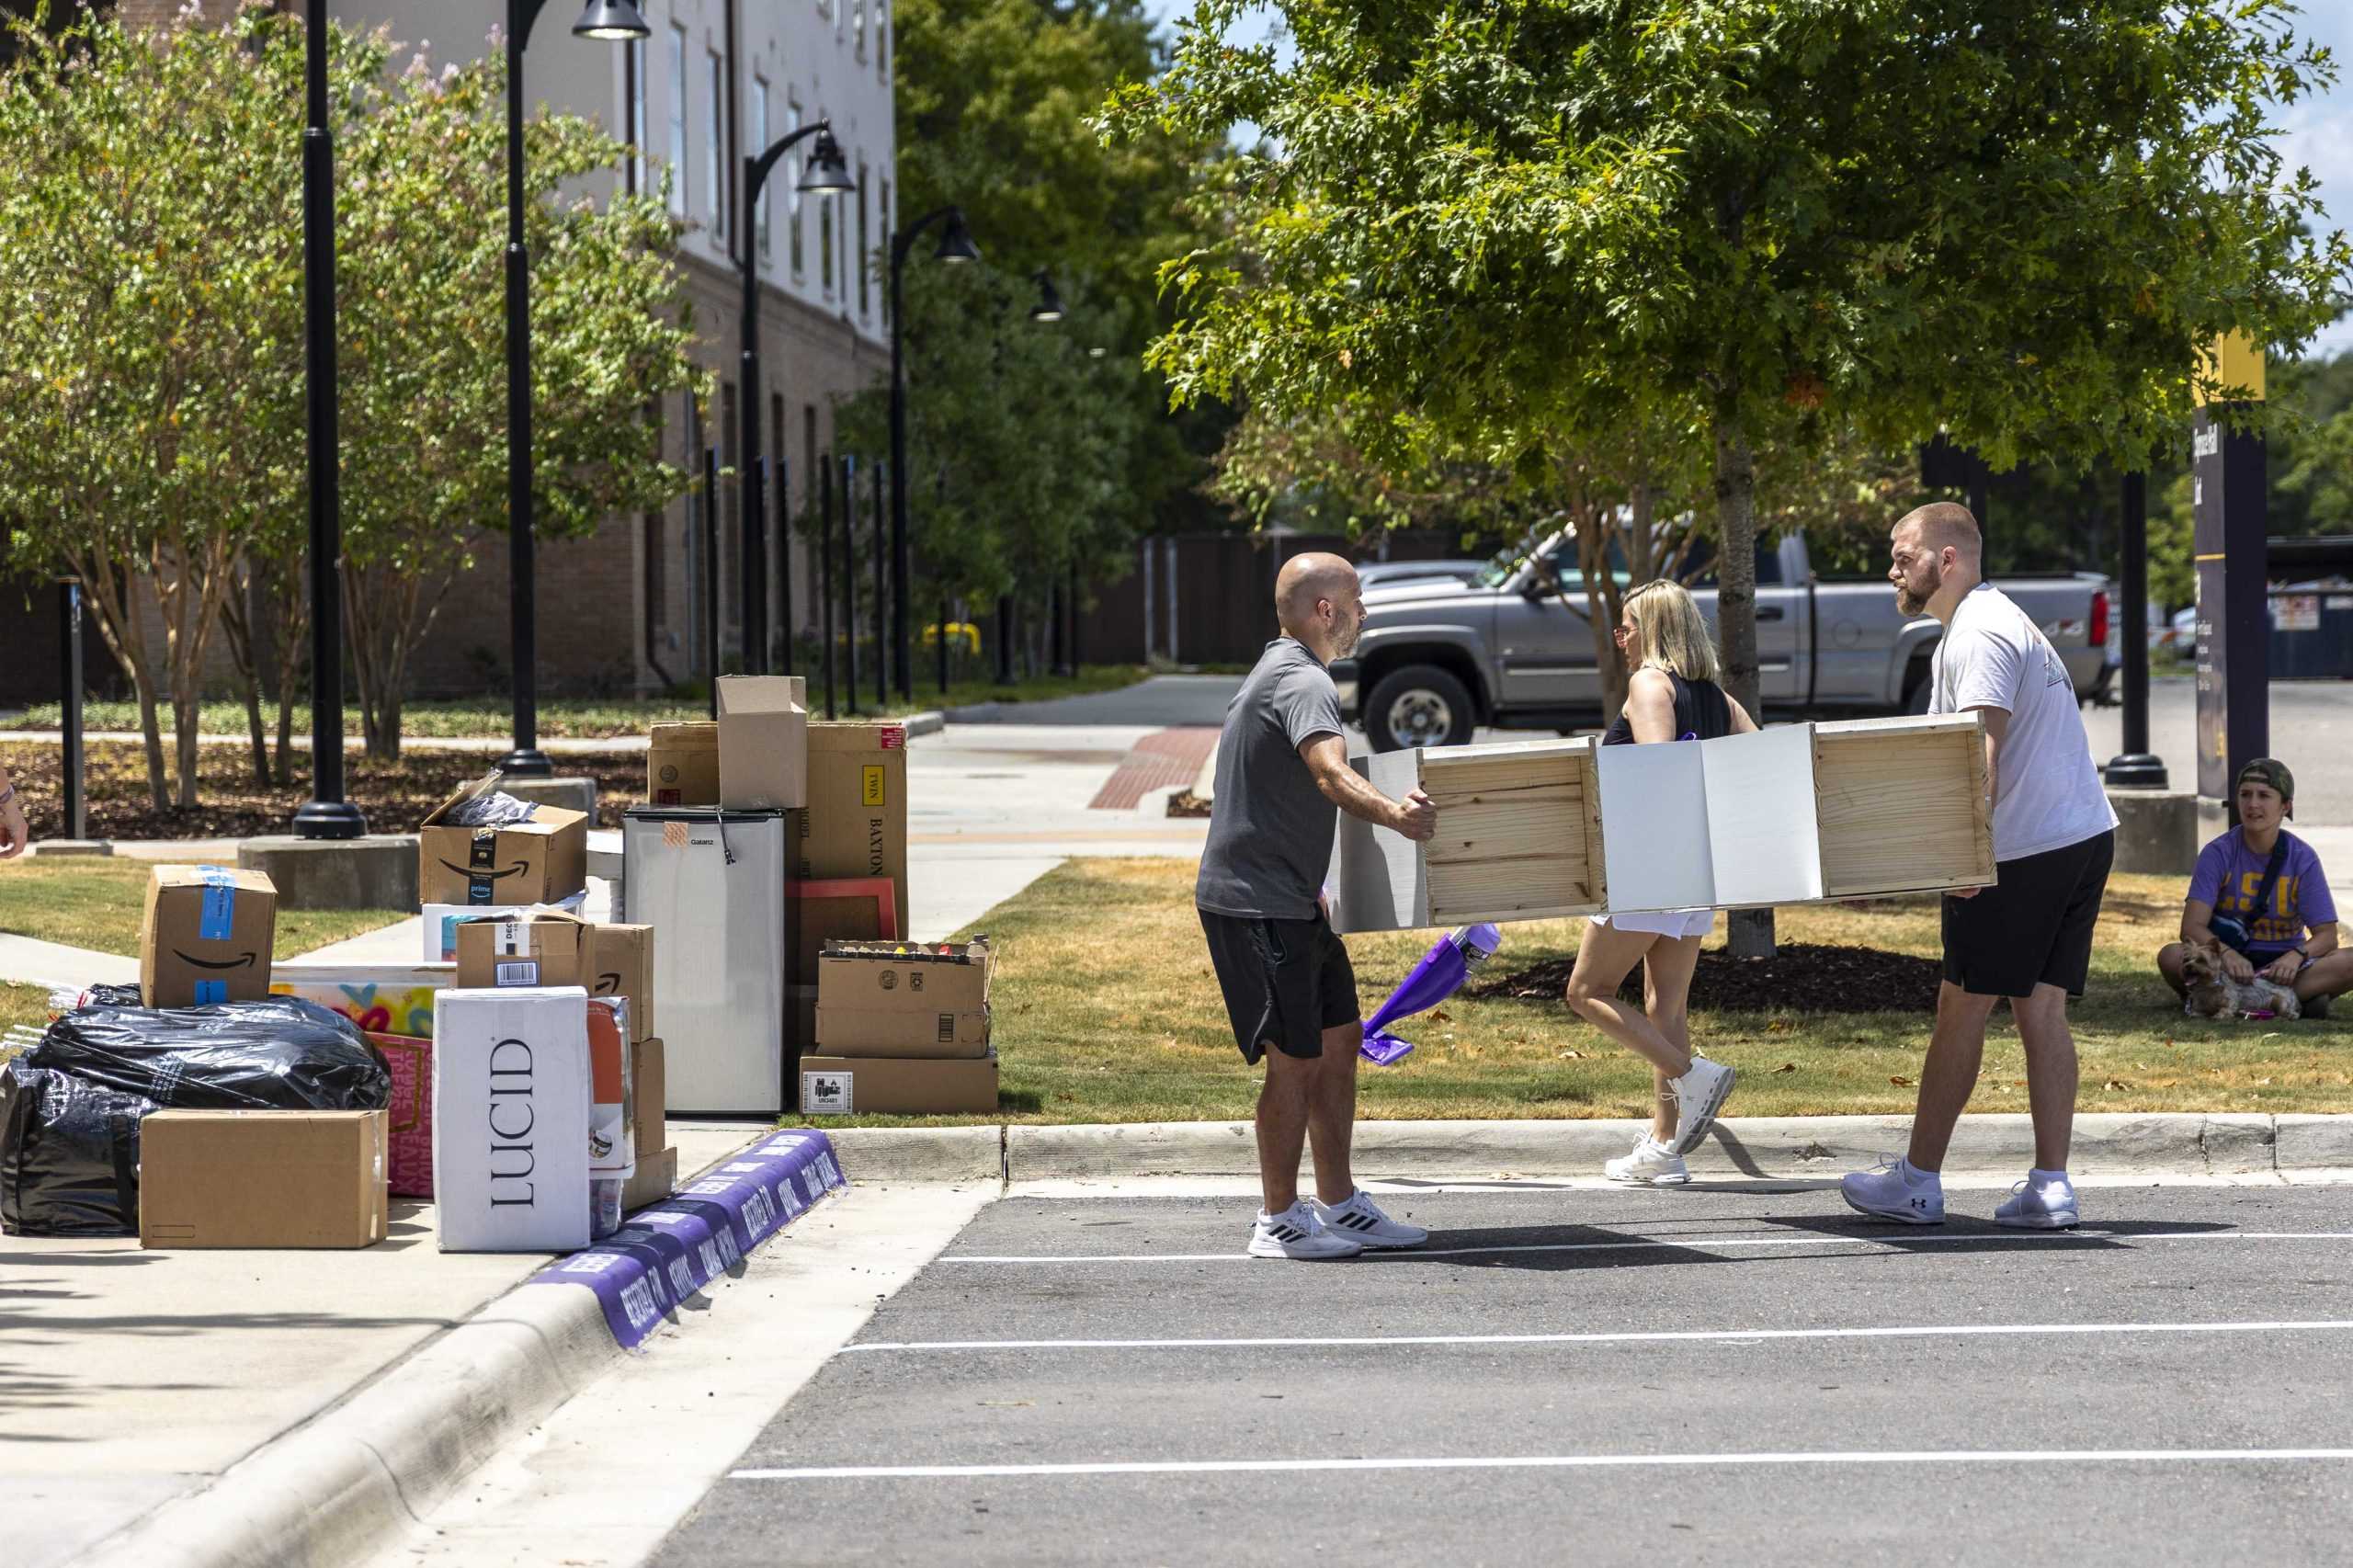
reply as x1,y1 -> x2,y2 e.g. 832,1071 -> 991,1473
1365,665 -> 1476,751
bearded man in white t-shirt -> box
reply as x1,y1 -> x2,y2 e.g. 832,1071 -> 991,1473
1843,503 -> 2119,1231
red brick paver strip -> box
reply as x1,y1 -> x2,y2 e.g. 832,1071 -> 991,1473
1088,727 -> 1221,811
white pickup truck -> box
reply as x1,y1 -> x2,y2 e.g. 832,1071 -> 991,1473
1334,528 -> 2114,751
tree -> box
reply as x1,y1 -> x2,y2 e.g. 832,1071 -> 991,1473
0,3 -> 308,809
1110,0 -> 2347,953
330,40 -> 703,759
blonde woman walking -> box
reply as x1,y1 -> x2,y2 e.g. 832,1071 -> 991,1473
1565,579 -> 1757,1184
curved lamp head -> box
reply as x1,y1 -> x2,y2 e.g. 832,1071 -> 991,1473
573,0 -> 652,40
799,128 -> 858,199
935,208 -> 981,265
1029,271 -> 1065,324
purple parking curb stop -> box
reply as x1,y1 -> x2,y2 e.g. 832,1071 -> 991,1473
522,1131 -> 847,1349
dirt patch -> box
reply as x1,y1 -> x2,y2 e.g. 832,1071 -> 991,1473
1165,789 -> 1212,819
1471,941 -> 1946,1015
8,742 -> 645,839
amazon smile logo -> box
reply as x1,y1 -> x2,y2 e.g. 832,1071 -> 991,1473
438,859 -> 530,882
173,949 -> 257,971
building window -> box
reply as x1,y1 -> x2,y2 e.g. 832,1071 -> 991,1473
854,0 -> 866,61
706,51 -> 725,239
627,37 -> 646,195
786,97 -> 804,276
665,23 -> 688,219
856,157 -> 870,318
751,76 -> 770,262
877,7 -> 888,82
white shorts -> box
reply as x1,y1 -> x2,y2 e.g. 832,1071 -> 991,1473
1589,909 -> 1716,941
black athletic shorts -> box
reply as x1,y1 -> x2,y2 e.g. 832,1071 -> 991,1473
1942,830 -> 2115,1000
1199,908 -> 1360,1063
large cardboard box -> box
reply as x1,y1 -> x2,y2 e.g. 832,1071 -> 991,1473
271,964 -> 452,1040
716,675 -> 809,810
418,772 -> 590,907
142,864 -> 278,1008
432,987 -> 592,1253
630,1037 -> 665,1161
646,722 -> 720,807
794,722 -> 910,937
814,939 -> 990,1058
454,915 -> 655,1046
621,1145 -> 676,1211
139,1110 -> 387,1249
786,876 -> 898,988
798,1051 -> 998,1116
423,892 -> 587,963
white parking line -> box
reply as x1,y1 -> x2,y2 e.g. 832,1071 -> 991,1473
731,1448 -> 2353,1483
938,1229 -> 2353,1265
841,1318 -> 2353,1354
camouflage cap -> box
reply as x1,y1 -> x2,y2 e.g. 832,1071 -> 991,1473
2235,757 -> 2294,804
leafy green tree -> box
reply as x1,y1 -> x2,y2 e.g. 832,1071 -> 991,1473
1110,0 -> 2347,953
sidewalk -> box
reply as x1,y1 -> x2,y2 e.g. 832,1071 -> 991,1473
7,1122 -> 759,1568
0,712 -> 946,758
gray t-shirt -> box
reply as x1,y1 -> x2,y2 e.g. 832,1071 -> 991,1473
1195,639 -> 1346,919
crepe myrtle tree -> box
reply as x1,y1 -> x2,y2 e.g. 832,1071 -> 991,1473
1108,0 -> 2347,954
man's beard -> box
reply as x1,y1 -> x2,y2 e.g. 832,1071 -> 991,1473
1895,562 -> 1941,617
1334,619 -> 1363,658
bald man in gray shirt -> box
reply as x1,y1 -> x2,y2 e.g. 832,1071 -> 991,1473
1198,552 -> 1438,1259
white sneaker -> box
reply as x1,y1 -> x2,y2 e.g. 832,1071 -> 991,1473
1840,1156 -> 1945,1225
1667,1054 -> 1735,1154
1605,1133 -> 1690,1187
1995,1173 -> 2080,1230
1312,1190 -> 1428,1249
1249,1201 -> 1364,1260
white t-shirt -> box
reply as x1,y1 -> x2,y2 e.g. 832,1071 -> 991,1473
1932,582 -> 2118,862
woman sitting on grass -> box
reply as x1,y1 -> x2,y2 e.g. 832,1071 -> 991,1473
2159,758 -> 2349,1018
1564,579 -> 1756,1186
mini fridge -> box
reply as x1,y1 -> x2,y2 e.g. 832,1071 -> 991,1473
621,807 -> 790,1117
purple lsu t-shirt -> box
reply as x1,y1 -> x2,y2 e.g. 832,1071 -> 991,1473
2188,829 -> 2338,956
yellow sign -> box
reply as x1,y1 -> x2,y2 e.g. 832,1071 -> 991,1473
861,765 -> 886,807
2193,331 -> 2265,405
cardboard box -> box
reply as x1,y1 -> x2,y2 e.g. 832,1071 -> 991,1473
794,722 -> 910,937
621,1145 -> 676,1211
798,1051 -> 998,1116
716,675 -> 808,810
418,770 -> 590,907
272,964 -> 452,1040
454,915 -> 654,1045
817,939 -> 990,1013
141,864 -> 278,1008
630,1037 -> 665,1162
432,987 -> 592,1253
786,876 -> 898,987
365,1031 -> 435,1198
646,722 -> 720,807
815,1006 -> 990,1057
423,892 -> 587,962
139,1110 -> 388,1249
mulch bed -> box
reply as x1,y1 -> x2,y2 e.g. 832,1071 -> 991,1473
1470,941 -> 1946,1015
1165,789 -> 1212,818
9,741 -> 646,839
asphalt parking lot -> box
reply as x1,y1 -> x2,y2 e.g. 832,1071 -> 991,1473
654,1182 -> 2353,1566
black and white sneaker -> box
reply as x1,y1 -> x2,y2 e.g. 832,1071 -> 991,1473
1311,1189 -> 1428,1249
1249,1201 -> 1363,1260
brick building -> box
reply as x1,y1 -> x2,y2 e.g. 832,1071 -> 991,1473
44,0 -> 893,701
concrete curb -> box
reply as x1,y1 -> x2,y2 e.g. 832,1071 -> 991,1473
825,1125 -> 1005,1183
998,1113 -> 2353,1183
900,710 -> 948,739
69,1131 -> 763,1568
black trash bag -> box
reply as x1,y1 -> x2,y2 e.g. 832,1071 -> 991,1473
28,996 -> 392,1112
0,1058 -> 154,1236
81,983 -> 143,1010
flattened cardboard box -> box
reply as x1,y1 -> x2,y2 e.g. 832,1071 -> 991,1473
716,675 -> 809,810
630,1037 -> 665,1159
432,986 -> 592,1254
453,915 -> 654,1043
646,721 -> 720,807
795,722 -> 910,940
799,1051 -> 999,1116
139,1110 -> 387,1249
142,864 -> 278,1008
786,876 -> 898,987
417,771 -> 590,907
815,1006 -> 990,1056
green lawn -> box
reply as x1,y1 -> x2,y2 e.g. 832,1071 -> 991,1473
7,665 -> 1154,741
779,857 -> 2352,1129
0,858 -> 407,960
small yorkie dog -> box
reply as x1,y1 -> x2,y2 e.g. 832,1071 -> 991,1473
2180,941 -> 2302,1020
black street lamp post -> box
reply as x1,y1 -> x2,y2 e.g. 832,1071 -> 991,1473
887,208 -> 979,700
292,3 -> 365,839
500,0 -> 649,778
738,124 -> 854,675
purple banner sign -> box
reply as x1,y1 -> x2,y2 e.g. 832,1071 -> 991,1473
522,1131 -> 847,1349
